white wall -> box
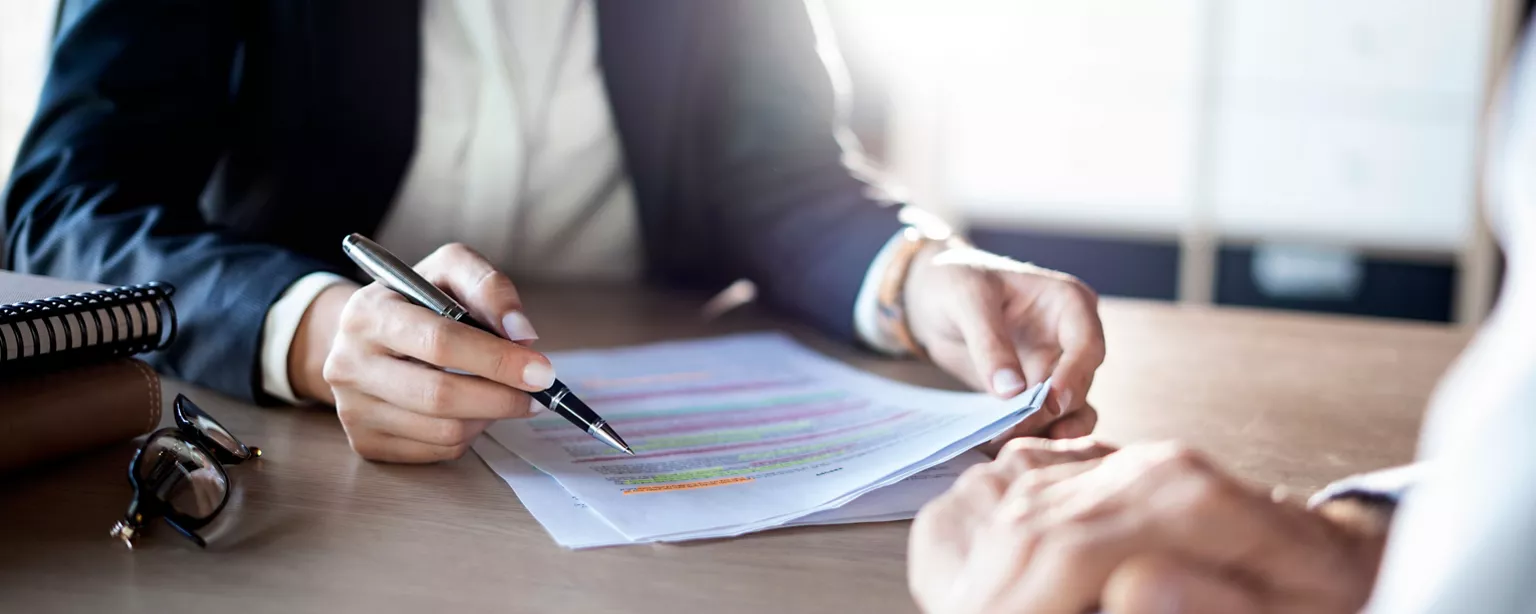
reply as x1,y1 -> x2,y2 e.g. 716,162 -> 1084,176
838,0 -> 1497,251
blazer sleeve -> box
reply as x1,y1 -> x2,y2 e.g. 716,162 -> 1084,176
703,0 -> 905,341
2,0 -> 331,402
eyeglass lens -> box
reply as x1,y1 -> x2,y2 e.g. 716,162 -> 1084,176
136,434 -> 228,520
187,412 -> 243,457
176,396 -> 250,459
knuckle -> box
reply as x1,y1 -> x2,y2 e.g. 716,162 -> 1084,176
346,433 -> 383,460
1167,471 -> 1230,518
980,511 -> 1046,554
1179,461 -> 1228,500
1158,444 -> 1211,473
432,420 -> 468,446
418,375 -> 455,415
417,322 -> 453,364
437,242 -> 474,261
1009,518 -> 1048,550
1000,438 -> 1047,466
1055,274 -> 1094,300
419,243 -> 477,272
1002,475 -> 1057,521
1034,528 -> 1097,571
1072,278 -> 1100,305
1140,444 -> 1229,510
467,269 -> 508,304
338,298 -> 372,336
321,353 -> 350,387
355,284 -> 394,308
486,348 -> 516,385
994,495 -> 1040,528
356,283 -> 389,301
955,465 -> 1007,500
335,399 -> 367,428
998,438 -> 1029,459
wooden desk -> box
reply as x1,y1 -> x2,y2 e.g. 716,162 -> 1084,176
0,287 -> 1470,613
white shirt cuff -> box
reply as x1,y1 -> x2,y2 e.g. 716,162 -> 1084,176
1308,463 -> 1423,508
260,272 -> 350,404
853,232 -> 911,356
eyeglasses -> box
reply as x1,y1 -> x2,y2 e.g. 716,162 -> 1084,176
110,394 -> 260,548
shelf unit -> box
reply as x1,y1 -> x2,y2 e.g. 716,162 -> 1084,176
872,0 -> 1524,325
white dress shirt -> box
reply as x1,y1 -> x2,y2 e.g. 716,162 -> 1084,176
1352,37 -> 1536,612
1307,34 -> 1536,612
258,0 -> 904,403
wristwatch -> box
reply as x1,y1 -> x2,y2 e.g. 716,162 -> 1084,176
874,212 -> 966,358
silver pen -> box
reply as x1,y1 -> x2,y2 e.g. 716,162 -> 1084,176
342,233 -> 633,455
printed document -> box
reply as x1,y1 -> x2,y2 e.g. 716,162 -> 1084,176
481,333 -> 1048,545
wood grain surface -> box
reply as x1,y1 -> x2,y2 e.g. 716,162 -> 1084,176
0,285 -> 1471,613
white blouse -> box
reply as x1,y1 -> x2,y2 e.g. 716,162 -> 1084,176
256,0 -> 901,403
377,0 -> 641,280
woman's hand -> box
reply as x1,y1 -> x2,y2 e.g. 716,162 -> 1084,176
290,243 -> 550,463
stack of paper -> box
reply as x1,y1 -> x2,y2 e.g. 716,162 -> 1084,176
475,333 -> 1047,548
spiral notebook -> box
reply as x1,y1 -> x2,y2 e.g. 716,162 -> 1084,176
0,271 -> 177,370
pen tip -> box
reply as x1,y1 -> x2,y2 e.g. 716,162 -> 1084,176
591,422 -> 634,456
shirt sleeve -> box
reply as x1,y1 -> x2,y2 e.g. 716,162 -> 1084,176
259,272 -> 350,404
1307,463 -> 1423,508
853,231 -> 910,356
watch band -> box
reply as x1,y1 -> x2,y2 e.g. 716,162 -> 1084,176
875,227 -> 931,358
875,208 -> 968,358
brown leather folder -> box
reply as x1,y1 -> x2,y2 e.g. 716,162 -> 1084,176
0,359 -> 162,473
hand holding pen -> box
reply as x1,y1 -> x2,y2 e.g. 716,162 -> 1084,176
289,238 -> 629,463
342,235 -> 631,455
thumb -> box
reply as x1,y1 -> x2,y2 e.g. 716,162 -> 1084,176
954,278 -> 1025,398
1046,290 -> 1105,417
1104,555 -> 1263,614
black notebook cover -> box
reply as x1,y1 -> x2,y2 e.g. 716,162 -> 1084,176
0,271 -> 176,371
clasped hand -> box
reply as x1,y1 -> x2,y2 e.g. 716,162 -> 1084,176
909,439 -> 1386,614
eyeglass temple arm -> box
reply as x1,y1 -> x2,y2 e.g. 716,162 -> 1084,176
163,516 -> 208,548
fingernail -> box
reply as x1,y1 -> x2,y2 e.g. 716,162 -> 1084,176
502,311 -> 539,341
1054,388 -> 1073,417
529,400 -> 546,414
991,369 -> 1025,397
523,362 -> 555,390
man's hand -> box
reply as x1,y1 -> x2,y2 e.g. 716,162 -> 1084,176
289,243 -> 549,463
908,439 -> 1386,614
904,244 -> 1105,442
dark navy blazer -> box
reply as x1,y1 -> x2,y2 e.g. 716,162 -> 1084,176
2,0 -> 903,402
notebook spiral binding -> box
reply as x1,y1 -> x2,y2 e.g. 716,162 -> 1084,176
0,282 -> 177,370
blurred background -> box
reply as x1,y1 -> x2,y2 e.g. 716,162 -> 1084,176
1,0 -> 1525,324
